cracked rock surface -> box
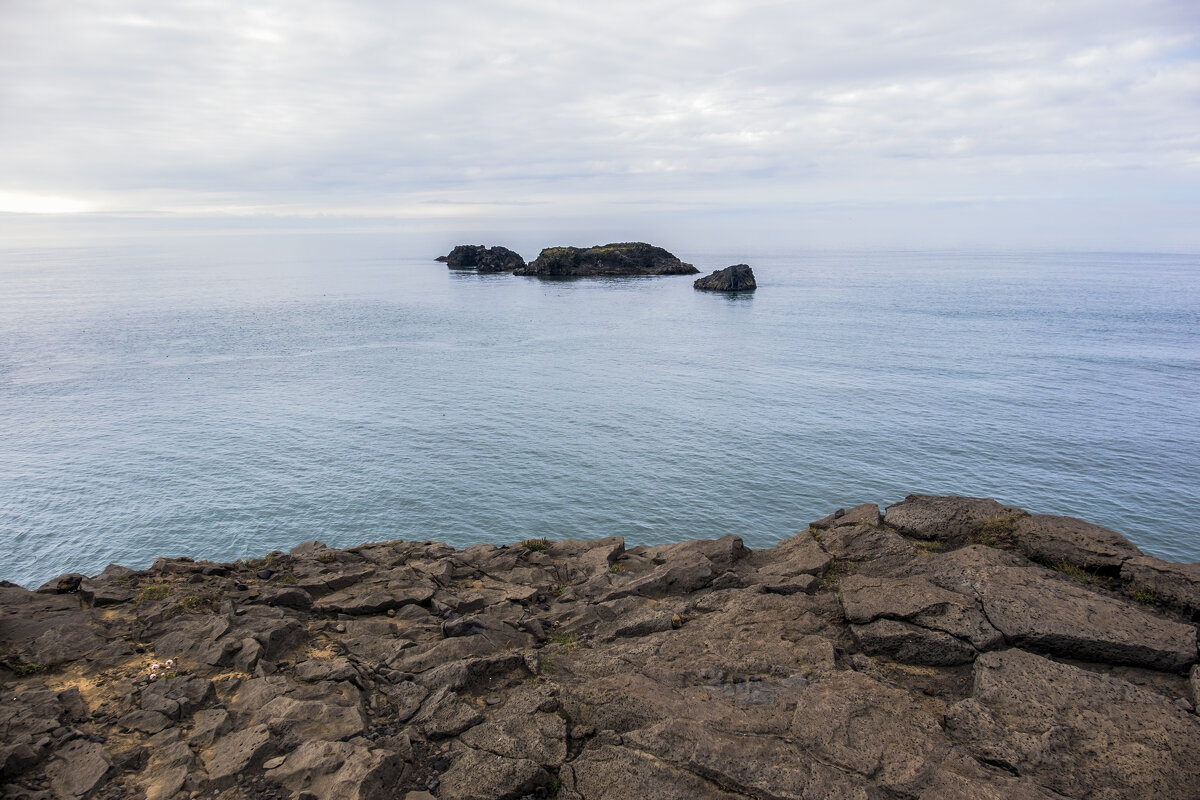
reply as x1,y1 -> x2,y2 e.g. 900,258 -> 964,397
2,495 -> 1198,799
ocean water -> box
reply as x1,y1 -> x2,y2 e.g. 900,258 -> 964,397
1,235 -> 1197,588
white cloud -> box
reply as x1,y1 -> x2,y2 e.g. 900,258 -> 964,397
0,0 -> 1197,247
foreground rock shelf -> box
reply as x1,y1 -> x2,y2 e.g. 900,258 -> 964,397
2,495 -> 1198,800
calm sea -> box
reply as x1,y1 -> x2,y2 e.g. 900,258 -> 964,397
1,235 -> 1197,588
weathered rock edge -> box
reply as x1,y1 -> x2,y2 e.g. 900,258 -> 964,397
2,495 -> 1198,800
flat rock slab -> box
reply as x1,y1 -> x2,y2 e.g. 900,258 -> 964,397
819,523 -> 918,566
811,503 -> 881,530
1011,514 -> 1140,573
885,494 -> 1028,544
1121,556 -> 1200,617
438,747 -> 548,800
46,740 -> 111,798
914,547 -> 1198,672
314,583 -> 435,615
945,649 -> 1200,800
273,740 -> 405,800
975,565 -> 1196,671
850,618 -> 978,665
787,670 -> 955,796
202,724 -> 274,787
458,690 -> 566,767
624,718 -> 874,800
560,744 -> 747,800
839,574 -> 1001,651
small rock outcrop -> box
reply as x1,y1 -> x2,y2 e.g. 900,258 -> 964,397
3,496 -> 1199,799
693,264 -> 757,292
513,242 -> 698,277
442,245 -> 526,273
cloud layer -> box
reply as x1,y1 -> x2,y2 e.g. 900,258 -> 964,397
2,0 -> 1198,248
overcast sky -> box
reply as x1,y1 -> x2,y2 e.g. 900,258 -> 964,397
1,0 -> 1198,250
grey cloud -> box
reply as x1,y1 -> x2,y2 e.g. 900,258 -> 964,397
0,0 -> 1197,248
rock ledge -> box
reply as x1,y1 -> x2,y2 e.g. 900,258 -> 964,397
3,496 -> 1198,799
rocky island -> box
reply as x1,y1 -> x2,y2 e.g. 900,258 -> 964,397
694,264 -> 757,292
513,243 -> 698,277
439,246 -> 526,273
2,495 -> 1198,800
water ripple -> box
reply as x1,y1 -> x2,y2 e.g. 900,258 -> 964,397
1,242 -> 1198,586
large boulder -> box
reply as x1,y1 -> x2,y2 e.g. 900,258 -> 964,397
513,242 -> 698,277
444,245 -> 526,273
693,264 -> 757,291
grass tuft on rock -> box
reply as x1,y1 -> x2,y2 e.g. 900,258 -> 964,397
975,514 -> 1020,546
136,583 -> 172,604
817,561 -> 850,591
1129,585 -> 1157,604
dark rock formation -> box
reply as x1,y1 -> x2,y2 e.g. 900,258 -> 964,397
442,245 -> 526,273
513,242 -> 698,277
693,263 -> 757,292
1,496 -> 1198,799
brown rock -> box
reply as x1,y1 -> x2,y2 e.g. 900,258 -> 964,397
787,670 -> 951,795
257,696 -> 367,741
625,718 -> 872,799
187,709 -> 231,748
591,551 -> 715,602
811,503 -> 881,530
410,688 -> 484,739
1011,513 -> 1140,573
272,740 -> 406,800
976,565 -> 1196,671
885,494 -> 1028,544
817,523 -> 918,572
560,744 -> 745,800
5,495 -> 1198,800
201,724 -> 274,787
914,546 -> 1198,671
850,618 -> 978,665
459,690 -> 566,768
437,747 -> 548,800
315,582 -> 435,615
839,574 -> 1001,651
1120,556 -> 1200,618
45,740 -> 111,798
945,649 -> 1200,800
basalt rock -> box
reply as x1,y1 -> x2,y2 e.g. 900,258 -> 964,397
693,263 -> 757,292
442,245 -> 526,273
1,496 -> 1197,799
513,242 -> 698,277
